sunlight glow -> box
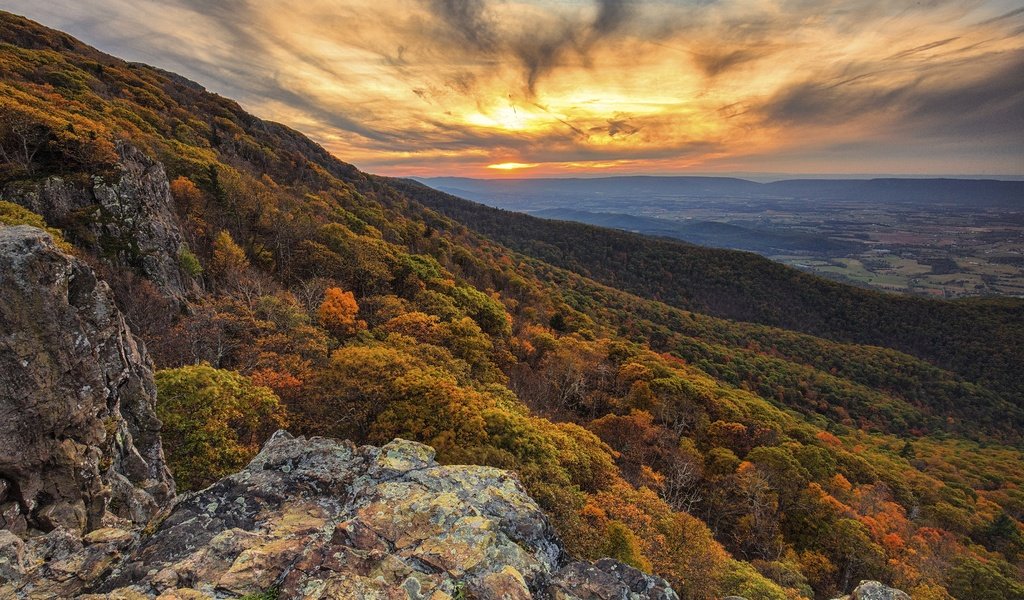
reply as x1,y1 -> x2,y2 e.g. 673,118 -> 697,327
487,162 -> 540,170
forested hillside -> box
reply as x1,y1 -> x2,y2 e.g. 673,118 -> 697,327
1,11 -> 1022,600
396,179 -> 1024,402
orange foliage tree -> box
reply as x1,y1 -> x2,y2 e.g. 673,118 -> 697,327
317,286 -> 364,338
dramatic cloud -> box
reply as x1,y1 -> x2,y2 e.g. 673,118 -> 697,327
4,0 -> 1023,176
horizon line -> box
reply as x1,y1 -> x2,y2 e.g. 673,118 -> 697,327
407,173 -> 1024,183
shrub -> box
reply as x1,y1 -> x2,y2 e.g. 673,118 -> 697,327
0,200 -> 73,252
155,364 -> 288,490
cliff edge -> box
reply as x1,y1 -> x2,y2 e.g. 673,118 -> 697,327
0,225 -> 174,538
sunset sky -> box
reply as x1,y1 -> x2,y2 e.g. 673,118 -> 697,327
5,1 -> 1023,177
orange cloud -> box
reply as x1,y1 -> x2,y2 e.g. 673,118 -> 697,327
6,0 -> 1024,176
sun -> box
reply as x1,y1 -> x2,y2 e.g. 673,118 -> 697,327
486,162 -> 539,170
465,103 -> 549,133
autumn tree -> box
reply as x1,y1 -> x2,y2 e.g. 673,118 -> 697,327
208,230 -> 249,289
301,344 -> 433,439
155,365 -> 288,490
317,286 -> 364,338
0,101 -> 49,178
0,96 -> 116,181
169,175 -> 203,217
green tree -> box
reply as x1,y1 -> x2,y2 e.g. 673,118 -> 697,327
946,557 -> 1024,600
605,520 -> 652,572
155,365 -> 288,490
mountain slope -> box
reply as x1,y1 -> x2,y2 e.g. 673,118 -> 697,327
394,179 -> 1024,402
1,11 -> 1022,600
0,231 -> 674,599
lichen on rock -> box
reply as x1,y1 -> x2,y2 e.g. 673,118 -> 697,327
95,431 -> 678,599
831,580 -> 911,600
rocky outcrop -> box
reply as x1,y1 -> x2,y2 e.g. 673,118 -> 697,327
2,431 -> 678,599
3,143 -> 193,299
84,431 -> 676,599
0,225 -> 174,538
831,580 -> 911,600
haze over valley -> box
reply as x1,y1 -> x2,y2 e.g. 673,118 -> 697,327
424,176 -> 1024,298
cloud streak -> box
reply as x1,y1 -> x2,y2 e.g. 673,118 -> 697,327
3,0 -> 1023,176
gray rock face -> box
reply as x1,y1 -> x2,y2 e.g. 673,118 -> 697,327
832,580 -> 911,600
0,530 -> 26,582
0,225 -> 174,538
88,431 -> 677,600
549,558 -> 678,600
3,143 -> 192,300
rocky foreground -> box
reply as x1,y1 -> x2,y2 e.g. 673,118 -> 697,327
0,225 -> 912,598
0,225 -> 677,598
99,431 -> 679,599
2,429 -> 680,599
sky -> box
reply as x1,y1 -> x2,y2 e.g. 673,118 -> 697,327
4,1 -> 1023,178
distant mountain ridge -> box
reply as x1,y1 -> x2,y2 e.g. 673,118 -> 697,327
421,175 -> 1024,207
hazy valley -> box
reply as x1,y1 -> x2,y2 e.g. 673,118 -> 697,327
424,177 -> 1024,298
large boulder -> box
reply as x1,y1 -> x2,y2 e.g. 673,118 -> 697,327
88,431 -> 678,599
2,143 -> 193,300
832,580 -> 911,600
0,225 -> 174,538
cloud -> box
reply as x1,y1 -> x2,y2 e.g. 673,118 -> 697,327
758,45 -> 1024,146
418,0 -> 642,95
428,0 -> 497,52
693,46 -> 772,77
3,0 -> 1023,176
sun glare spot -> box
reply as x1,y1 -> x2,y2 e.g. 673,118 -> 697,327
487,162 -> 539,170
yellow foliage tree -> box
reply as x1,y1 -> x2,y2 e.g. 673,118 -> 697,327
169,175 -> 203,215
209,230 -> 248,288
605,520 -> 654,572
155,365 -> 288,491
